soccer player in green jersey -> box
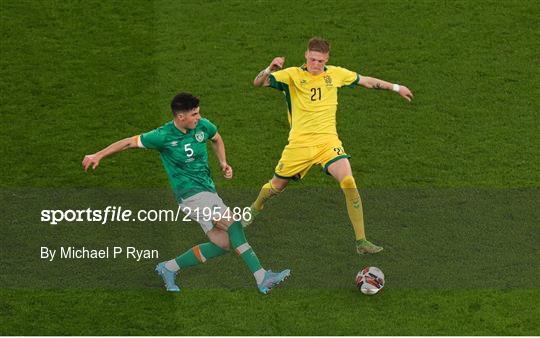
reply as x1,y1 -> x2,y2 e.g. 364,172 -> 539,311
82,92 -> 290,294
244,37 -> 414,255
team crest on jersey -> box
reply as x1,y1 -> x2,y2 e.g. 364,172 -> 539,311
195,131 -> 205,142
324,75 -> 333,87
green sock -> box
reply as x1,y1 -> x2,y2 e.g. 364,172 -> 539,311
174,242 -> 228,268
228,221 -> 264,274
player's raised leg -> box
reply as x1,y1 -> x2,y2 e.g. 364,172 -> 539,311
242,177 -> 287,227
327,158 -> 383,254
244,146 -> 314,227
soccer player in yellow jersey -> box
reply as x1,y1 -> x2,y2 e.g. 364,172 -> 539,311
243,37 -> 414,255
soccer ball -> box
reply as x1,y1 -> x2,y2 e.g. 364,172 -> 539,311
356,266 -> 385,295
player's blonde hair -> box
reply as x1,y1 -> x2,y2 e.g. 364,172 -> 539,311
308,37 -> 330,53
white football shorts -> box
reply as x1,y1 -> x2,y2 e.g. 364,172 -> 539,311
179,191 -> 229,233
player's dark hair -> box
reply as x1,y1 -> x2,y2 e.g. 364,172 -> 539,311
308,37 -> 330,53
171,92 -> 199,115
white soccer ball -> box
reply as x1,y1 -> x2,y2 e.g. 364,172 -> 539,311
356,266 -> 385,295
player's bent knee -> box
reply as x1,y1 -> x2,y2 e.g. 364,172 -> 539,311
340,175 -> 357,189
216,241 -> 230,251
207,228 -> 230,251
269,178 -> 287,193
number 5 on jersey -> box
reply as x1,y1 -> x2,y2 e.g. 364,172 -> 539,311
184,143 -> 193,157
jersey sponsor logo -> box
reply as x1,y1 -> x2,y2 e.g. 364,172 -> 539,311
195,131 -> 205,143
170,141 -> 178,147
300,79 -> 307,88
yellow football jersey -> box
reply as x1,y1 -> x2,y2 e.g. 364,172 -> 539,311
269,65 -> 359,147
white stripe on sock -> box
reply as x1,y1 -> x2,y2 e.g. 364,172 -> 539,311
236,242 -> 251,255
199,251 -> 207,263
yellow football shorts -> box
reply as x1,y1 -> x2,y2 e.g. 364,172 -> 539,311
274,137 -> 351,179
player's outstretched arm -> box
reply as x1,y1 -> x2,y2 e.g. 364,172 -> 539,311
359,76 -> 414,102
210,132 -> 233,179
253,56 -> 285,87
82,136 -> 138,171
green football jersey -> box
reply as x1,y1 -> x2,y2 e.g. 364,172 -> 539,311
137,118 -> 218,202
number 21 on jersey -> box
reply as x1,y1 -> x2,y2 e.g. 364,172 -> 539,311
310,87 -> 321,101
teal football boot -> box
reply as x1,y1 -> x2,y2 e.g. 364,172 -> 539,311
258,269 -> 291,294
155,262 -> 180,292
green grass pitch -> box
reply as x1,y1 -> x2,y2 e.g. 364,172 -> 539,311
1,0 -> 539,335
